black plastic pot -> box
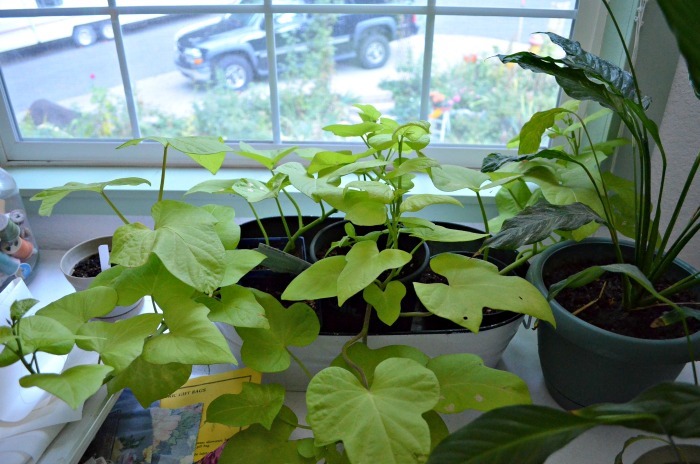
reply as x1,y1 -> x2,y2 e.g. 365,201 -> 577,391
309,220 -> 430,335
239,215 -> 341,259
528,238 -> 700,409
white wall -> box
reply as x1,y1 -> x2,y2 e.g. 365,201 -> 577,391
653,58 -> 700,268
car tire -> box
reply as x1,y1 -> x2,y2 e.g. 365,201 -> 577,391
98,21 -> 114,40
358,34 -> 390,69
216,55 -> 253,91
72,25 -> 98,47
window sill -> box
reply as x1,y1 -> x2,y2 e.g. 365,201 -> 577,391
9,166 -> 497,251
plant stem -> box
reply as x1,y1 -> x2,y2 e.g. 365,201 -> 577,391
340,303 -> 372,389
286,347 -> 313,380
247,203 -> 269,246
101,192 -> 129,224
158,144 -> 168,203
274,197 -> 293,242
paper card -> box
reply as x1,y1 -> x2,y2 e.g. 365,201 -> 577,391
159,368 -> 262,462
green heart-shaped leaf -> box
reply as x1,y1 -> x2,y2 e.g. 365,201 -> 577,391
338,241 -> 411,306
430,165 -> 490,192
282,255 -> 346,301
108,355 -> 192,407
221,249 -> 267,287
118,136 -> 232,174
142,297 -> 236,366
29,177 -> 151,216
219,406 -> 314,464
111,200 -> 225,293
234,141 -> 296,170
207,382 -> 285,429
362,281 -> 406,326
20,364 -> 113,409
202,204 -> 241,250
237,292 -> 319,373
307,358 -> 440,464
330,343 -> 429,385
400,194 -> 462,213
426,354 -> 531,414
204,284 -> 269,329
76,314 -> 163,373
36,287 -> 119,332
414,253 -> 554,332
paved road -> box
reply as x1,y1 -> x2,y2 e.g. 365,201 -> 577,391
0,6 -> 566,114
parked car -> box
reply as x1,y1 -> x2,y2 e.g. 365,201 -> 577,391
174,0 -> 419,90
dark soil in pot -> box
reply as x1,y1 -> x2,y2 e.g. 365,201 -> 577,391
544,256 -> 700,340
72,252 -> 108,277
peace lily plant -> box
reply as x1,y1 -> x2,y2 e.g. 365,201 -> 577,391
1,107 -> 557,463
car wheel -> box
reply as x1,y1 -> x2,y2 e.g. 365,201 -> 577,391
217,55 -> 253,91
98,21 -> 114,40
72,25 -> 98,47
359,34 -> 390,69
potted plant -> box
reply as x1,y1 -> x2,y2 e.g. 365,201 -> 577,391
12,136 -> 276,409
471,0 -> 700,408
2,130 -> 547,464
427,381 -> 700,464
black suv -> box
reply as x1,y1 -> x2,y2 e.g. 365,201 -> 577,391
174,0 -> 418,90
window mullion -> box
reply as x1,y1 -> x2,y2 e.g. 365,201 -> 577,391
108,0 -> 140,139
420,0 -> 437,121
264,0 -> 281,144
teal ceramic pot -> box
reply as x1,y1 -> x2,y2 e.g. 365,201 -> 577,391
527,238 -> 700,409
634,445 -> 700,464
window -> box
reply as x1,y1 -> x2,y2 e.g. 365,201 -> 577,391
0,1 -> 614,168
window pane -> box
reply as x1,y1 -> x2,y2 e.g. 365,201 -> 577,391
276,10 -> 422,142
0,14 -> 132,139
172,11 -> 274,140
381,13 -> 572,145
1,0 -> 105,10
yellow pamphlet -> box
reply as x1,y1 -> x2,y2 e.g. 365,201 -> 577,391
160,367 -> 262,462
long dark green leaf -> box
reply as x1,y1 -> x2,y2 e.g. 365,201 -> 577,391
545,32 -> 643,104
658,0 -> 700,98
575,383 -> 700,439
426,405 -> 596,464
481,153 -> 528,173
483,202 -> 605,250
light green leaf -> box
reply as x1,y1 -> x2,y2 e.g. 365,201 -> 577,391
232,141 -> 296,170
307,358 -> 440,464
308,151 -> 367,175
282,256 -> 346,301
231,178 -> 278,203
142,297 -> 236,366
202,204 -> 241,250
20,364 -> 113,409
317,188 -> 388,226
8,315 -> 75,356
426,354 -> 531,414
36,287 -> 119,333
275,162 -> 336,199
414,253 -> 554,332
430,165 -> 490,192
204,284 -> 269,329
338,241 -> 411,306
29,177 -> 151,216
386,158 -> 439,179
323,122 -> 383,137
207,382 -> 285,429
238,292 -> 319,373
329,343 -> 429,386
423,410 -> 450,452
221,249 -> 267,287
76,314 -> 163,373
0,326 -> 13,344
10,298 -> 38,320
219,406 -> 314,464
362,281 -> 406,326
518,108 -> 568,154
90,254 -> 193,307
400,194 -> 462,213
109,356 -> 192,408
111,200 -> 225,293
118,136 -> 232,174
401,218 -> 487,243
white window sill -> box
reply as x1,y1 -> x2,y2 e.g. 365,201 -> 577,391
9,166 -> 497,251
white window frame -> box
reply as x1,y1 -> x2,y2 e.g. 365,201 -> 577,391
0,1 -> 619,169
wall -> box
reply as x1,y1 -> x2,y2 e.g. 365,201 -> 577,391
653,58 -> 700,268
